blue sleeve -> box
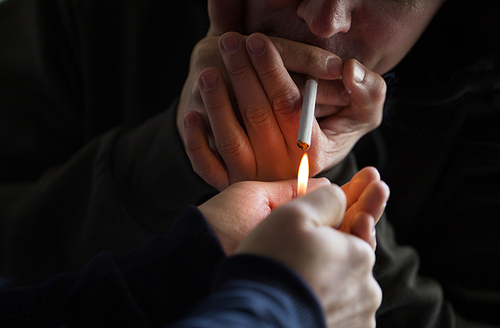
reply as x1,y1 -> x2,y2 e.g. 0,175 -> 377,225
169,255 -> 326,328
0,206 -> 226,327
1,207 -> 326,328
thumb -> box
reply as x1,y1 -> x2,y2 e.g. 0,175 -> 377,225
207,0 -> 243,36
341,59 -> 386,127
293,184 -> 346,229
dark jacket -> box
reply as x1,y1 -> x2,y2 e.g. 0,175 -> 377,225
0,0 -> 498,326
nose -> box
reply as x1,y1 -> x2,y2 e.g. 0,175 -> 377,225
297,0 -> 352,38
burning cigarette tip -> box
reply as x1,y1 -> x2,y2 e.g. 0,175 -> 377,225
297,141 -> 310,151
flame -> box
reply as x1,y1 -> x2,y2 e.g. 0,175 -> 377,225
297,153 -> 309,197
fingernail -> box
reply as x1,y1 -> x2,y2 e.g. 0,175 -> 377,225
184,112 -> 198,129
221,34 -> 240,54
354,62 -> 365,83
247,36 -> 265,55
327,56 -> 342,78
200,71 -> 219,90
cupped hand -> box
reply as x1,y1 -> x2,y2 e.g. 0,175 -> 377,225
340,166 -> 390,250
181,32 -> 386,190
198,178 -> 331,255
235,183 -> 382,328
198,166 -> 389,255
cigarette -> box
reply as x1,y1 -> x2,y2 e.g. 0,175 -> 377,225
297,76 -> 318,151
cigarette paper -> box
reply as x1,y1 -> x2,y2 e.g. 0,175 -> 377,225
297,76 -> 318,151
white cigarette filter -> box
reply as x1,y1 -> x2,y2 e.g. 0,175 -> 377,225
297,76 -> 318,151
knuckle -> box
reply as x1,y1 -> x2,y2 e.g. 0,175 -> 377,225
374,113 -> 384,129
369,74 -> 387,104
258,64 -> 282,81
269,36 -> 284,54
278,202 -> 310,227
187,148 -> 219,183
194,162 -> 223,189
204,98 -> 228,119
366,108 -> 383,131
270,92 -> 296,115
217,135 -> 247,158
245,105 -> 274,127
205,99 -> 224,114
227,63 -> 252,80
255,68 -> 298,116
192,38 -> 220,65
358,278 -> 382,328
374,282 -> 383,308
185,138 -> 203,154
349,239 -> 376,267
367,278 -> 383,309
366,316 -> 377,328
193,160 -> 216,180
304,49 -> 322,72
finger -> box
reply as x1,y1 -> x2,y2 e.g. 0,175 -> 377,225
269,38 -> 349,120
183,110 -> 229,190
245,33 -> 303,150
269,37 -> 343,80
314,79 -> 351,118
293,184 -> 347,229
219,32 -> 293,178
207,0 -> 243,36
346,212 -> 377,251
176,37 -> 222,146
340,59 -> 386,130
358,180 -> 390,224
344,180 -> 390,226
341,167 -> 381,209
254,177 -> 332,211
198,67 -> 256,183
226,178 -> 332,222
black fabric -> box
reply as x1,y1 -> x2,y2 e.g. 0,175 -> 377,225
355,1 -> 500,326
0,0 -> 498,327
0,0 -> 214,285
171,255 -> 326,328
0,207 -> 326,327
0,0 -> 209,183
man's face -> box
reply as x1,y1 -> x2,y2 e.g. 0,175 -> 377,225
242,0 -> 445,74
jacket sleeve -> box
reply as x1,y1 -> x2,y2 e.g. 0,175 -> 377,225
0,0 -> 214,286
168,255 -> 326,328
0,206 -> 226,327
373,213 -> 500,328
0,209 -> 326,328
0,105 -> 219,286
373,214 -> 455,327
326,132 -> 499,328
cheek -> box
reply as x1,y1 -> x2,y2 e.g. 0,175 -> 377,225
364,24 -> 418,73
354,16 -> 420,74
358,4 -> 444,74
